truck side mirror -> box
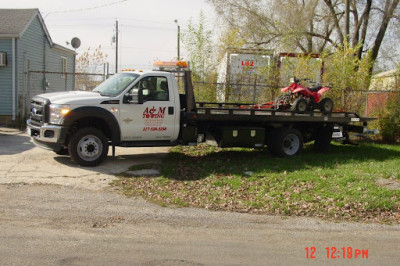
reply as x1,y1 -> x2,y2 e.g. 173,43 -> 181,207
124,88 -> 147,104
123,93 -> 132,103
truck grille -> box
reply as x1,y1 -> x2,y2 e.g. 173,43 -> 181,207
30,96 -> 50,126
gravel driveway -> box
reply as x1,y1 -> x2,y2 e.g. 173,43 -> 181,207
1,129 -> 400,265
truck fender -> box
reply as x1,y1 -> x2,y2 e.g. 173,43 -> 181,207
61,106 -> 121,144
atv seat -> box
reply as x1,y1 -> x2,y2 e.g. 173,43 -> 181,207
309,85 -> 322,92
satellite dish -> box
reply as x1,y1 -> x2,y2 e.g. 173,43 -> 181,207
71,37 -> 81,49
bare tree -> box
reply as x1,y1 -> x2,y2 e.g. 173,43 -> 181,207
75,45 -> 108,91
208,0 -> 400,72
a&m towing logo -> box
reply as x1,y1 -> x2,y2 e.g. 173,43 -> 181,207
143,107 -> 165,119
142,107 -> 167,131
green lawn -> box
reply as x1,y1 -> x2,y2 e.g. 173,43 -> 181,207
112,142 -> 400,223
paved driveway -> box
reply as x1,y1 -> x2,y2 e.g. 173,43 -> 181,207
0,129 -> 169,190
1,130 -> 400,265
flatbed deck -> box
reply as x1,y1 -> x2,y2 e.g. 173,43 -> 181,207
186,104 -> 373,124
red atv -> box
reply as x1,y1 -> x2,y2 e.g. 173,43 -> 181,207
274,77 -> 334,114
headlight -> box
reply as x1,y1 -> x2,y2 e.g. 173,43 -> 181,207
49,104 -> 70,124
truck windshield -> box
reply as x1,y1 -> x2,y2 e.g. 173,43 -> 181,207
93,73 -> 139,96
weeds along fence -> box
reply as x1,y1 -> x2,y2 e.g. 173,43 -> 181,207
193,81 -> 280,105
192,81 -> 400,116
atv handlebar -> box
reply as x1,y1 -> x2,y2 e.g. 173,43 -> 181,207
290,77 -> 332,88
290,77 -> 311,83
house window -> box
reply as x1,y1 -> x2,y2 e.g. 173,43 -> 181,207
61,57 -> 67,78
0,52 -> 7,66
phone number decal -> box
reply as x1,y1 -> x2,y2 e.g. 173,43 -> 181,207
143,127 -> 167,132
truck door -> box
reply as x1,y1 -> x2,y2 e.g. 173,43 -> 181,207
120,75 -> 179,141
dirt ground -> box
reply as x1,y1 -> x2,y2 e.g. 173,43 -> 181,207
1,129 -> 400,265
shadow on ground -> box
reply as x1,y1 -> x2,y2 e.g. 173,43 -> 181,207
0,133 -> 34,155
159,143 -> 400,181
53,152 -> 167,175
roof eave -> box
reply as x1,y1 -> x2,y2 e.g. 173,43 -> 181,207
0,34 -> 19,38
53,43 -> 77,55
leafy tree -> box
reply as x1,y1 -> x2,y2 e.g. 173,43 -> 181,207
216,28 -> 246,60
181,11 -> 217,101
75,45 -> 108,91
321,43 -> 372,112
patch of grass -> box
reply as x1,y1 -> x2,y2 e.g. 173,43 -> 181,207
111,142 -> 400,223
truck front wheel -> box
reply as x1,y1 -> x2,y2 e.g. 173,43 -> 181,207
268,127 -> 303,157
68,127 -> 109,167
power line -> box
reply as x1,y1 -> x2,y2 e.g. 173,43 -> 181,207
117,17 -> 174,25
82,45 -> 175,53
45,14 -> 177,28
47,23 -> 112,28
43,0 -> 129,18
121,24 -> 175,32
47,23 -> 175,32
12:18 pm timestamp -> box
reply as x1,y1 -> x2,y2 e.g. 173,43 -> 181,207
305,247 -> 369,259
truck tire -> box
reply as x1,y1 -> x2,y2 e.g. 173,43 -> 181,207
268,127 -> 303,157
314,126 -> 333,153
319,98 -> 334,114
292,98 -> 308,113
68,127 -> 109,167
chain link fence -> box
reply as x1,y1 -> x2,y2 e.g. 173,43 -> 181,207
193,80 -> 400,116
21,71 -> 107,117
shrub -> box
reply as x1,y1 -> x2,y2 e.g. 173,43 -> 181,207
377,93 -> 400,142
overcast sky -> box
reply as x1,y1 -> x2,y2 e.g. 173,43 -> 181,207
3,0 -> 216,72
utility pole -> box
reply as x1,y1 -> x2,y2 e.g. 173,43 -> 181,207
115,20 -> 119,73
174,19 -> 180,61
177,24 -> 180,61
344,0 -> 350,44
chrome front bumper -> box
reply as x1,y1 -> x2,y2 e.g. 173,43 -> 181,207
26,119 -> 66,144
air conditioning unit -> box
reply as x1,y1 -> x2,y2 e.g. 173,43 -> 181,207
0,52 -> 7,66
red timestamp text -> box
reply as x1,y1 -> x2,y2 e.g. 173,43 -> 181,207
305,247 -> 369,259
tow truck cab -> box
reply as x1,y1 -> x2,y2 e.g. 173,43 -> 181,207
27,62 -> 188,166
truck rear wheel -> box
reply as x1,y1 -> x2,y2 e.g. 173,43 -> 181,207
68,127 -> 109,167
268,127 -> 303,157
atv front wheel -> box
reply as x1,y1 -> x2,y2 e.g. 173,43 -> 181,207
292,98 -> 308,113
319,98 -> 334,114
